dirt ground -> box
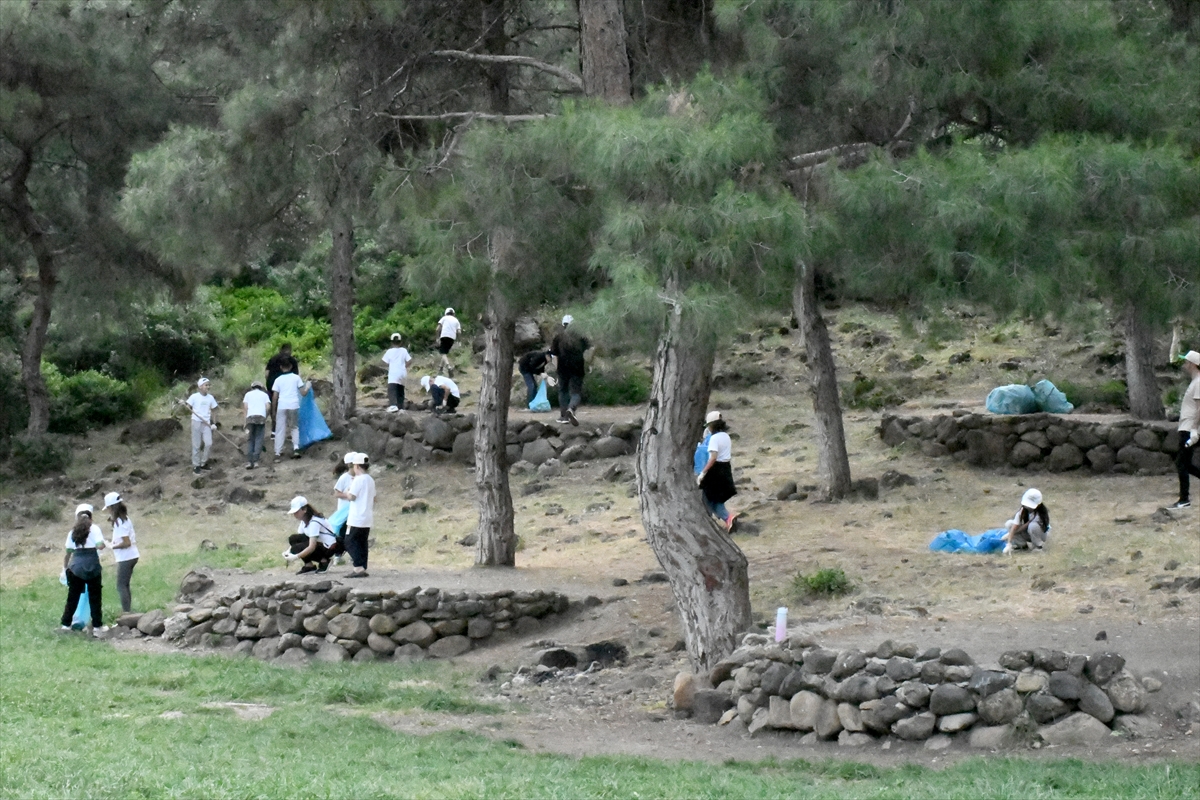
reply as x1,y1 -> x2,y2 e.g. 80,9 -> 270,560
4,305 -> 1199,765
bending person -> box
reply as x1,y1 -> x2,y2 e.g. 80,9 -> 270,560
283,496 -> 338,574
1002,488 -> 1051,553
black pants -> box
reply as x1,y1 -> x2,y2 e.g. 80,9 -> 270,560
345,526 -> 370,569
431,386 -> 460,413
116,558 -> 138,613
1178,431 -> 1200,502
288,535 -> 336,564
387,383 -> 405,409
558,373 -> 583,414
61,570 -> 103,628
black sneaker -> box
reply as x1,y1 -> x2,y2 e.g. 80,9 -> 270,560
291,452 -> 302,459
1170,500 -> 1191,509
199,463 -> 212,471
316,560 -> 330,573
566,408 -> 579,426
297,563 -> 318,574
193,466 -> 202,475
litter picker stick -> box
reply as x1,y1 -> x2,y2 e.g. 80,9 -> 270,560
176,399 -> 242,449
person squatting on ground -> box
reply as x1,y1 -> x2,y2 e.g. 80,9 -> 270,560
550,315 -> 588,426
271,362 -> 309,459
242,380 -> 270,469
104,492 -> 139,613
283,496 -> 339,574
435,307 -> 461,377
1171,350 -> 1200,509
518,348 -> 553,406
383,332 -> 412,413
60,504 -> 107,635
1002,488 -> 1051,554
264,343 -> 300,422
697,411 -> 738,531
421,374 -> 460,414
185,378 -> 219,474
343,452 -> 375,578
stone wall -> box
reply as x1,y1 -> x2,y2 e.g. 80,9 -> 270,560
113,572 -> 572,666
678,634 -> 1162,747
879,411 -> 1185,474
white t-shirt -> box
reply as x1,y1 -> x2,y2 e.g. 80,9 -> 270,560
272,373 -> 305,411
347,473 -> 376,528
298,516 -> 337,548
64,525 -> 105,550
110,517 -> 139,562
187,393 -> 219,423
707,431 -> 732,462
383,347 -> 412,384
434,376 -> 460,398
1179,376 -> 1200,434
243,389 -> 270,419
437,315 -> 461,340
334,472 -> 353,511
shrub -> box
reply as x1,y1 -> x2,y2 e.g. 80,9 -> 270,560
793,566 -> 853,598
9,433 -> 72,477
45,365 -> 143,435
843,374 -> 907,410
583,361 -> 651,406
128,297 -> 232,380
32,497 -> 61,521
1056,379 -> 1128,410
355,295 -> 443,354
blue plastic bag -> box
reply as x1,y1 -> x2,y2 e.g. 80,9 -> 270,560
1032,379 -> 1074,414
328,504 -> 349,537
298,391 -> 332,449
528,379 -> 551,413
71,586 -> 90,630
928,528 -> 1008,554
694,432 -> 711,475
986,384 -> 1039,415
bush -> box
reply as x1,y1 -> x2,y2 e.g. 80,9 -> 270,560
9,433 -> 72,477
32,496 -> 61,521
843,374 -> 907,410
1056,379 -> 1128,410
583,361 -> 651,406
355,295 -> 443,354
45,365 -> 143,435
793,566 -> 853,598
128,297 -> 232,381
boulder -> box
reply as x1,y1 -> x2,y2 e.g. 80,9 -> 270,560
1111,714 -> 1162,739
252,637 -> 281,660
1015,672 -> 1048,694
929,684 -> 976,715
968,670 -> 1015,698
538,648 -> 578,669
451,432 -> 475,465
969,725 -> 1015,749
789,691 -> 823,731
537,458 -> 565,478
177,571 -> 214,600
1116,445 -> 1172,474
592,436 -> 629,459
767,696 -> 794,729
1032,649 -> 1069,672
802,648 -> 838,674
815,699 -> 843,739
1039,712 -> 1112,746
1085,651 -> 1125,685
313,642 -> 350,663
920,661 -> 946,684
1045,443 -> 1084,472
521,438 -> 557,466
777,669 -> 805,699
940,648 -> 974,666
838,731 -> 874,748
747,707 -> 771,737
692,690 -> 734,725
302,615 -> 329,636
136,609 -> 166,637
421,417 -> 457,451
861,696 -> 912,733
367,632 -> 397,655
1048,671 -> 1083,701
392,621 -> 437,648
977,688 -> 1023,725
1086,444 -> 1116,472
999,650 -> 1033,670
327,613 -> 371,643
966,430 -> 1008,467
1078,682 -> 1115,723
837,702 -> 864,732
467,617 -> 495,639
894,712 -> 937,741
1104,671 -> 1146,713
514,317 -> 543,349
369,613 -> 398,636
276,647 -> 311,667
895,681 -> 930,709
392,643 -> 426,661
885,657 -> 920,682
162,613 -> 191,641
937,712 -> 978,733
831,649 -> 867,679
428,635 -> 471,658
836,674 -> 879,704
759,662 -> 791,696
1008,441 -> 1042,467
673,673 -> 700,712
1027,692 -> 1071,724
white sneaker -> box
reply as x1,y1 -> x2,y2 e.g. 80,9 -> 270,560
387,405 -> 399,413
333,555 -> 345,566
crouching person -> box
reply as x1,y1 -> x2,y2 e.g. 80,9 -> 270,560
283,496 -> 338,574
1002,488 -> 1050,554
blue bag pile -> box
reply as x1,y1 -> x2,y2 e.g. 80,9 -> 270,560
298,391 -> 332,449
986,379 -> 1073,415
928,528 -> 1007,554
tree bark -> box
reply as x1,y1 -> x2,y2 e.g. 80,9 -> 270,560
482,0 -> 510,114
11,149 -> 55,435
328,202 -> 357,426
475,229 -> 519,566
637,300 -> 751,672
794,261 -> 852,499
1124,304 -> 1163,420
578,0 -> 631,104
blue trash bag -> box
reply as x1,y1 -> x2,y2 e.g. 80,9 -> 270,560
986,384 -> 1039,415
928,528 -> 1008,554
528,379 -> 551,413
328,504 -> 350,537
1032,379 -> 1074,414
694,432 -> 711,475
71,586 -> 90,630
298,391 -> 332,449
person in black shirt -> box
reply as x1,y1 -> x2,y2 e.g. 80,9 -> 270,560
265,343 -> 300,422
549,315 -> 589,426
518,349 -> 553,406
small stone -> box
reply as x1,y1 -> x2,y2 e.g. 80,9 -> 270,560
969,725 -> 1014,749
939,648 -> 974,666
893,711 -> 936,741
838,731 -> 873,747
1039,712 -> 1112,746
1078,682 -> 1115,723
943,665 -> 975,683
937,712 -> 978,733
1141,677 -> 1163,693
1094,630 -> 1107,641
1163,558 -> 1181,571
717,708 -> 738,726
924,734 -> 953,751
1015,672 -> 1048,694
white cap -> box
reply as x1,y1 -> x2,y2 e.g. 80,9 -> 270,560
288,496 -> 308,514
74,503 -> 94,517
102,492 -> 122,509
342,451 -> 359,465
1021,488 -> 1043,509
348,452 -> 368,465
420,375 -> 431,391
561,314 -> 573,325
1181,350 -> 1200,367
390,332 -> 402,341
705,410 -> 722,424
197,377 -> 211,386
444,307 -> 455,316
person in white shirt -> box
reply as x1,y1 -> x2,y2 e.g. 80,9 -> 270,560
329,453 -> 356,566
185,378 -> 219,475
1171,350 -> 1200,508
271,362 -> 309,459
435,307 -> 461,376
382,332 -> 412,413
242,380 -> 271,469
420,374 -> 460,414
343,452 -> 376,578
696,411 -> 737,532
60,504 -> 107,634
283,496 -> 338,574
103,492 -> 139,613
1001,488 -> 1051,554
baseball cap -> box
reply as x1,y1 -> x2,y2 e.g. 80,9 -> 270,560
342,451 -> 359,465
1021,488 -> 1043,509
420,375 -> 432,391
348,452 -> 368,465
250,380 -> 264,390
705,410 -> 722,424
74,503 -> 94,517
288,496 -> 308,514
444,307 -> 455,315
390,332 -> 402,341
102,492 -> 122,509
561,314 -> 573,325
1180,350 -> 1200,367
197,377 -> 211,387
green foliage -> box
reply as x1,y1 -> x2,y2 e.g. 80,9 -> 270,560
0,357 -> 26,452
844,374 -> 906,410
1057,379 -> 1130,410
31,497 -> 61,522
43,364 -> 143,435
582,361 -> 652,406
355,295 -> 443,353
7,433 -> 72,478
126,297 -> 232,381
793,566 -> 853,598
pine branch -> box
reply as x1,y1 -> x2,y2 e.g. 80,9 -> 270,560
379,111 -> 551,123
429,49 -> 584,91
788,143 -> 875,170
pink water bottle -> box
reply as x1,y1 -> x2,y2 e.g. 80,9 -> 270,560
775,607 -> 788,643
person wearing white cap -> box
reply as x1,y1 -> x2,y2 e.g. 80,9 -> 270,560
60,504 -> 107,634
271,360 -> 309,460
329,453 -> 357,566
104,492 -> 139,613
696,411 -> 738,531
283,496 -> 338,574
1002,488 -> 1051,554
185,378 -> 219,475
342,452 -> 375,578
420,374 -> 460,414
382,333 -> 412,413
1171,350 -> 1200,508
242,380 -> 271,469
549,314 -> 589,426
435,307 -> 461,377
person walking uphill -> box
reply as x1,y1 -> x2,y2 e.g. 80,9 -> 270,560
185,378 -> 219,475
343,452 -> 375,578
242,380 -> 270,469
697,411 -> 737,531
550,315 -> 589,426
60,504 -> 107,635
265,343 -> 300,420
383,333 -> 412,413
104,492 -> 139,613
1171,350 -> 1200,508
435,307 -> 461,377
271,362 -> 309,459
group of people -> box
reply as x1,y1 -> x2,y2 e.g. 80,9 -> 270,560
283,451 -> 375,577
60,492 -> 139,635
517,315 -> 590,426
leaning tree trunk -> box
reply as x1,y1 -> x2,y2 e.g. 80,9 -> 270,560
637,301 -> 751,673
475,232 -> 519,566
578,0 -> 631,105
12,149 -> 55,434
328,202 -> 357,426
793,261 -> 852,499
1124,304 -> 1164,420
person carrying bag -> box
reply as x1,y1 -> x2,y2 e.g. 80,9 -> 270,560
60,504 -> 108,636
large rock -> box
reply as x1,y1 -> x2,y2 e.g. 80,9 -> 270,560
893,712 -> 937,741
313,642 -> 350,663
1045,443 -> 1084,472
1085,652 -> 1125,685
369,613 -> 398,636
1008,441 -> 1042,467
521,438 -> 557,466
120,418 -> 180,445
1027,692 -> 1071,724
930,684 -> 976,715
966,430 -> 1008,467
837,703 -> 864,732
861,696 -> 912,733
895,681 -> 930,709
767,696 -> 794,729
1116,445 -> 1172,474
451,432 -> 475,465
1112,714 -> 1162,739
422,417 -> 457,451
789,691 -> 823,731
428,635 -> 471,658
392,621 -> 437,648
940,648 -> 974,666
837,674 -> 879,704
968,670 -> 1015,698
692,690 -> 734,724
938,712 -> 978,733
1033,649 -> 1069,672
673,673 -> 700,712
759,662 -> 791,696
226,486 -> 266,505
345,421 -> 390,462
177,571 -> 214,600
831,649 -> 867,680
1086,444 -> 1116,472
977,688 -> 1023,725
161,613 -> 191,641
802,648 -> 838,674
1039,712 -> 1112,746
815,699 -> 843,739
969,725 -> 1015,749
1048,671 -> 1083,700
467,617 -> 495,639
592,436 -> 628,459
367,632 -> 397,655
1104,671 -> 1146,713
137,609 -> 166,637
1078,682 -> 1115,723
327,613 -> 371,643
885,657 -> 920,682
252,637 -> 281,660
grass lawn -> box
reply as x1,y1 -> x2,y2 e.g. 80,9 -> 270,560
1,560 -> 1196,799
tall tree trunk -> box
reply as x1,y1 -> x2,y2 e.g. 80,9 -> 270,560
578,0 -> 631,104
482,0 -> 510,114
12,149 -> 55,434
1125,304 -> 1163,420
793,261 -> 852,499
637,300 -> 751,672
329,202 -> 357,426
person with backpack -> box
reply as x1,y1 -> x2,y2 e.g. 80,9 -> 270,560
382,333 -> 412,413
343,452 -> 375,578
103,492 -> 139,613
283,496 -> 338,574
60,504 -> 107,635
242,380 -> 271,469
